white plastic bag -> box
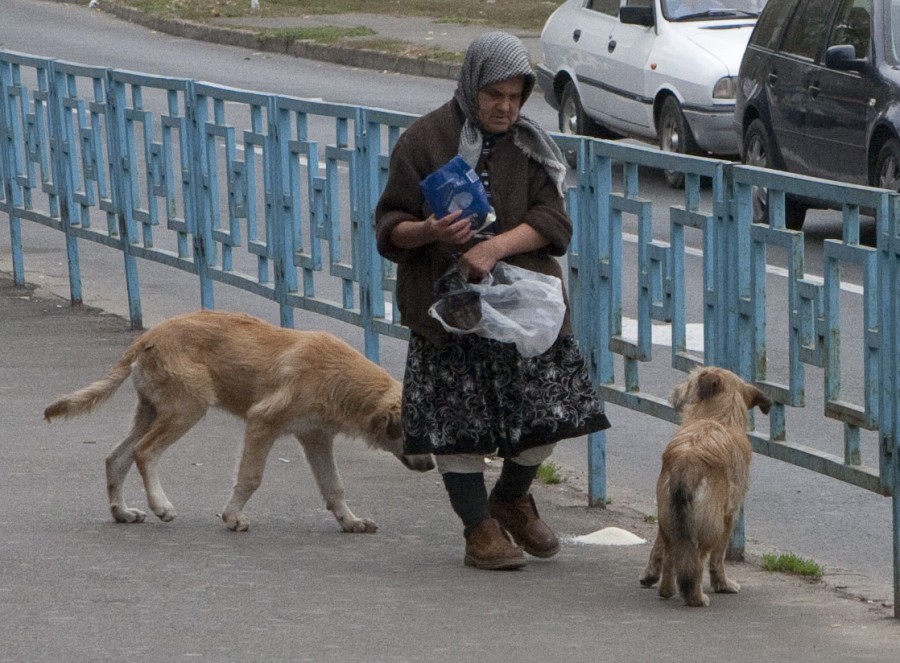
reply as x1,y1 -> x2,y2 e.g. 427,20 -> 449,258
428,261 -> 566,358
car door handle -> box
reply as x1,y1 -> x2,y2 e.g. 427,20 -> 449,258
807,83 -> 820,98
766,72 -> 778,86
573,29 -> 581,42
608,39 -> 617,53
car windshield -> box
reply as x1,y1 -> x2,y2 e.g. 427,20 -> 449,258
663,0 -> 768,20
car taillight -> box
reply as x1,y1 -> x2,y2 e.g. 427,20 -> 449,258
712,76 -> 737,99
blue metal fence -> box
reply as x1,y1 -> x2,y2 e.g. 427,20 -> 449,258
2,50 -> 898,616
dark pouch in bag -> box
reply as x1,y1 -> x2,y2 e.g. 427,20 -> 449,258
429,262 -> 566,358
431,265 -> 482,331
419,156 -> 492,231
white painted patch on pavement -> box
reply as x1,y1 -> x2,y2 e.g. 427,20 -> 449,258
570,527 -> 647,546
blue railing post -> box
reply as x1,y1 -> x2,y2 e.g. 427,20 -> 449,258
575,137 -> 612,507
47,60 -> 83,306
358,107 -> 383,364
879,194 -> 900,618
105,71 -> 143,329
721,163 -> 746,560
188,84 -> 216,312
270,95 -> 295,330
0,58 -> 24,285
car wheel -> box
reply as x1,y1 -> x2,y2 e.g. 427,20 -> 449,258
875,138 -> 900,192
559,80 -> 608,168
659,96 -> 699,189
742,118 -> 806,230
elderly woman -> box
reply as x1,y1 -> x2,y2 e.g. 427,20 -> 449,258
376,32 -> 610,570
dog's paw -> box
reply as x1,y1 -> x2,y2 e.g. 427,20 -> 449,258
222,512 -> 250,532
340,517 -> 378,533
111,505 -> 146,523
713,578 -> 741,594
686,593 -> 711,607
152,505 -> 177,522
658,578 -> 676,599
639,572 -> 659,588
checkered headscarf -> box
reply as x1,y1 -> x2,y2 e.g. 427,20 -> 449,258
454,31 -> 566,195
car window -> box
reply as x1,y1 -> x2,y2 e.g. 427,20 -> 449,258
662,0 -> 765,20
891,0 -> 900,62
780,0 -> 836,59
587,0 -> 620,15
751,0 -> 802,49
828,0 -> 872,58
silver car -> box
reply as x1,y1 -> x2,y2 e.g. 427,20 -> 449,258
537,0 -> 766,184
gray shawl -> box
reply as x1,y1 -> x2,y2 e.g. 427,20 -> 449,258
453,31 -> 567,196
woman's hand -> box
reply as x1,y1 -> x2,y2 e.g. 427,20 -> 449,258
458,240 -> 503,281
427,210 -> 474,246
459,223 -> 550,281
388,210 -> 473,249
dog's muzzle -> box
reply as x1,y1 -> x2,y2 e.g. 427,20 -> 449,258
401,454 -> 435,472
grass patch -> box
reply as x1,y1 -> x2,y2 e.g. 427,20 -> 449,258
111,0 -> 558,32
246,26 -> 462,60
761,552 -> 824,579
258,26 -> 376,45
536,461 -> 564,485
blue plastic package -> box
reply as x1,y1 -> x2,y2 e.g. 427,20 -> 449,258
420,156 -> 494,231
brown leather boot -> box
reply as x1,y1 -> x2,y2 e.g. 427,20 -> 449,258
464,518 -> 526,570
488,493 -> 560,558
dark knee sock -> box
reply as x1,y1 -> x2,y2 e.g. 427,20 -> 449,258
442,472 -> 489,537
492,461 -> 540,501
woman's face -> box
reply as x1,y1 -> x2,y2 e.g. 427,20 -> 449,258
476,76 -> 525,134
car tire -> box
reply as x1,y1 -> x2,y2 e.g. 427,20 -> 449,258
742,118 -> 806,230
659,96 -> 699,189
559,80 -> 610,168
874,138 -> 900,192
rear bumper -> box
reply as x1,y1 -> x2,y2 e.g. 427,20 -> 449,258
683,106 -> 740,156
535,64 -> 559,111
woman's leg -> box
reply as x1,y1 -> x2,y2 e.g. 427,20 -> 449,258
437,454 -> 525,570
489,444 -> 560,558
440,471 -> 489,537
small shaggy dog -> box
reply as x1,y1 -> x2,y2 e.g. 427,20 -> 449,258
639,366 -> 771,607
44,310 -> 434,532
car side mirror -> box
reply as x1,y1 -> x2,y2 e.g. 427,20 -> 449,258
825,44 -> 867,72
619,5 -> 655,27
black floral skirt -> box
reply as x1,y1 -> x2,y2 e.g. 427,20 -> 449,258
401,332 -> 610,457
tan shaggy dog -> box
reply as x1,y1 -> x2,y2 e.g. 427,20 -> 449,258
44,310 -> 434,532
639,366 -> 771,607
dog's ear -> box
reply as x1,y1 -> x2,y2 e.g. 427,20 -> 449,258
696,371 -> 723,402
370,408 -> 402,440
669,383 -> 689,412
744,385 -> 772,415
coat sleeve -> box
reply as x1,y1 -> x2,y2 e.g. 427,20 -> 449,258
375,133 -> 429,265
520,162 -> 572,257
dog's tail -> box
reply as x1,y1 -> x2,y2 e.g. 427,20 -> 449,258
44,344 -> 140,422
668,480 -> 705,603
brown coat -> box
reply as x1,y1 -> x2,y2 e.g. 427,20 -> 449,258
375,99 -> 573,346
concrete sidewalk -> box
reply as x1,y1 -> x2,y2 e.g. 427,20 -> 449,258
2,273 -> 898,661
